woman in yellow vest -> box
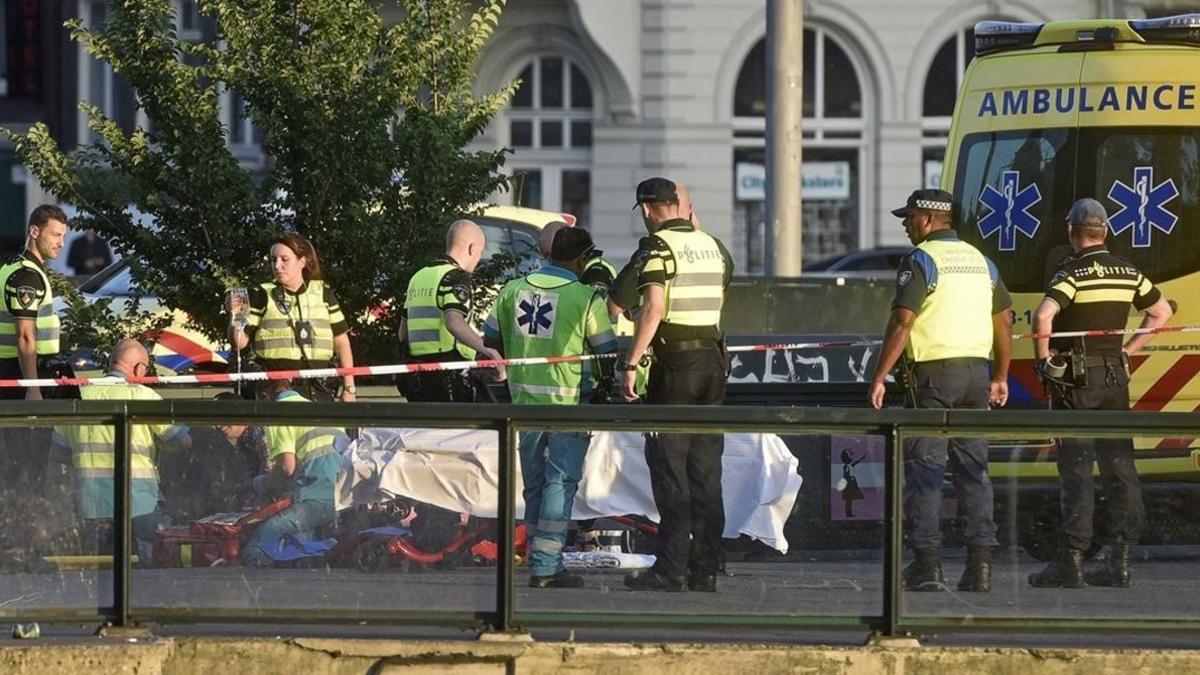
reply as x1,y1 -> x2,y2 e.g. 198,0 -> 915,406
229,233 -> 357,401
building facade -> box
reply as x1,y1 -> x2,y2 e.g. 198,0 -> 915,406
1,0 -> 1187,273
475,0 -> 1172,268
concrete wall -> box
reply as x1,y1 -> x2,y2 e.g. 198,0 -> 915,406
6,637 -> 1200,674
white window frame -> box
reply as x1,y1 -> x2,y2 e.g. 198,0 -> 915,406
503,55 -> 594,214
731,26 -> 872,263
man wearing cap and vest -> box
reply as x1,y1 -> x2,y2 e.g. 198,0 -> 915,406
242,378 -> 349,567
399,219 -> 503,402
620,177 -> 734,593
50,340 -> 191,561
869,188 -> 1013,593
484,227 -> 618,589
1028,199 -> 1173,590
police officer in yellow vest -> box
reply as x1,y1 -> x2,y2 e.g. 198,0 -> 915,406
229,233 -> 357,401
399,219 -> 503,402
620,178 -> 734,593
0,204 -> 67,401
0,205 -> 68,567
484,227 -> 618,589
868,188 -> 1013,594
50,340 -> 191,560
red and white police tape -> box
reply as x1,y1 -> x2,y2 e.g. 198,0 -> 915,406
3,324 -> 1200,389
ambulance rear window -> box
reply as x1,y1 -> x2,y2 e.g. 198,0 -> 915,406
953,127 -> 1200,293
953,129 -> 1075,293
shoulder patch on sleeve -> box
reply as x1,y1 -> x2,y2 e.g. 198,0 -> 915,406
15,286 -> 38,309
452,283 -> 471,304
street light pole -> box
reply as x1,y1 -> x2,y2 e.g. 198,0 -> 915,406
765,0 -> 803,277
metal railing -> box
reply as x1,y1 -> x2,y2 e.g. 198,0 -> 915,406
4,399 -> 1200,635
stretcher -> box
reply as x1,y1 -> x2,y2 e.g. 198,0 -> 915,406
335,428 -> 803,554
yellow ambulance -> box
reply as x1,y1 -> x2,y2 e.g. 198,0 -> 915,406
941,14 -> 1200,554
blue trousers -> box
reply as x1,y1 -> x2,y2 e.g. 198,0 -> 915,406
519,431 -> 589,576
241,499 -> 335,567
905,358 -> 998,550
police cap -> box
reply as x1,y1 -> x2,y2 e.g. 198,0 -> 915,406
891,188 -> 955,218
1066,198 -> 1109,229
632,177 -> 678,209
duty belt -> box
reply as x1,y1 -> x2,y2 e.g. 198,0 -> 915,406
1076,354 -> 1125,368
653,338 -> 720,354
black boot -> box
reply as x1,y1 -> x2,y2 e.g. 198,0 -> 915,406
1084,543 -> 1132,588
1028,548 -> 1085,588
957,546 -> 992,592
903,548 -> 944,592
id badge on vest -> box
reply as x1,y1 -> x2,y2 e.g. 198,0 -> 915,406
294,320 -> 315,347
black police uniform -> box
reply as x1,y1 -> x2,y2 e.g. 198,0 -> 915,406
1042,245 -> 1159,554
401,259 -> 480,403
635,219 -> 734,586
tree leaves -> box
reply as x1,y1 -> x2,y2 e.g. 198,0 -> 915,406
2,0 -> 513,365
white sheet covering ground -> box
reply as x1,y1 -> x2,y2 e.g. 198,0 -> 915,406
335,429 -> 803,554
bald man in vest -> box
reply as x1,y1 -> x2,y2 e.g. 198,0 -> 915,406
869,188 -> 1013,594
398,219 -> 503,402
51,339 -> 191,561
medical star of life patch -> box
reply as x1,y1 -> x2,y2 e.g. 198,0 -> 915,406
516,289 -> 557,339
15,286 -> 37,309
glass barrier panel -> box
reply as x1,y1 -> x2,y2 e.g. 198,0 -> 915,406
129,421 -> 497,618
511,426 -> 884,621
900,429 -> 1200,623
0,424 -> 113,616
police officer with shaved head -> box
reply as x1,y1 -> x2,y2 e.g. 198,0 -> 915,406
398,219 -> 504,402
1028,199 -> 1173,590
869,189 -> 1013,594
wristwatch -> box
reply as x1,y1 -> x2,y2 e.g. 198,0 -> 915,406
616,359 -> 638,372
344,385 -> 357,394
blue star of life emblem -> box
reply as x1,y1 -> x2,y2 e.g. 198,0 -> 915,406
517,291 -> 555,337
978,170 -> 1042,251
1107,166 -> 1178,248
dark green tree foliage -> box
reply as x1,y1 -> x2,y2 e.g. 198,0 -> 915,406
4,0 -> 511,362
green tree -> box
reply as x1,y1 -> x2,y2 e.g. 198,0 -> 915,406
3,0 -> 512,363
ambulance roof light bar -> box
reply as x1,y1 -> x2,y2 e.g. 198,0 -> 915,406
1129,14 -> 1200,44
974,21 -> 1044,57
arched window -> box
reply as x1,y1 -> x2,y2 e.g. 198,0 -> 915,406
504,55 -> 594,226
921,25 -> 999,189
731,27 -> 866,274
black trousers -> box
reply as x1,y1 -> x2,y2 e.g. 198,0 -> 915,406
1051,360 -> 1143,551
904,358 -> 997,550
644,346 -> 726,578
401,370 -> 479,403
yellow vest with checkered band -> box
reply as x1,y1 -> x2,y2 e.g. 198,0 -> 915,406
0,256 -> 60,358
254,281 -> 335,364
652,227 -> 726,327
906,238 -> 995,362
404,262 -> 475,360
